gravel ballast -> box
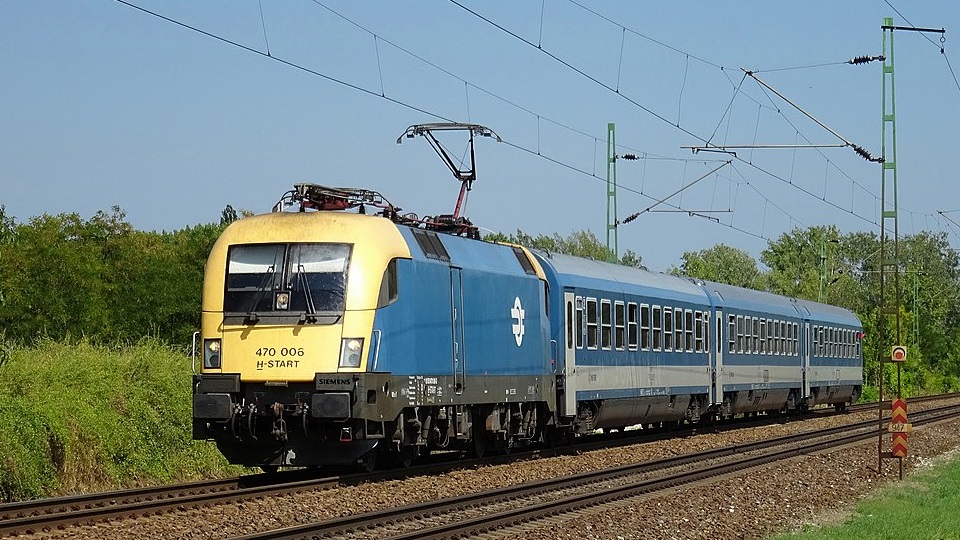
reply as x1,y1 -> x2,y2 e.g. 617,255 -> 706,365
26,404 -> 960,540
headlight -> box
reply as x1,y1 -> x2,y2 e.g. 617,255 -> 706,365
204,338 -> 222,369
339,338 -> 364,368
275,291 -> 290,311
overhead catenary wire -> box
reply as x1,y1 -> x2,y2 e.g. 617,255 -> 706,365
114,0 -> 950,246
621,161 -> 731,224
446,0 -> 896,231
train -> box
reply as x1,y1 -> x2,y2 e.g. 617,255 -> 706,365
192,182 -> 863,471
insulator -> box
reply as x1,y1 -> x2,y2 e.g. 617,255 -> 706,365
853,145 -> 873,161
622,212 -> 641,224
849,55 -> 882,65
620,153 -> 639,160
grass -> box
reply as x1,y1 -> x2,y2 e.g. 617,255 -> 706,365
771,452 -> 960,540
0,339 -> 242,501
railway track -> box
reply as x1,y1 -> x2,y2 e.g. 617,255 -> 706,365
2,394 -> 955,537
232,402 -> 960,540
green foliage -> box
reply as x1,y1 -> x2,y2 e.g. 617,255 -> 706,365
672,244 -> 763,289
0,208 -> 224,346
485,229 -> 644,267
772,454 -> 960,539
0,340 -> 239,501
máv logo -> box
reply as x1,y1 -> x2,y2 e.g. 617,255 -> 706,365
511,296 -> 525,347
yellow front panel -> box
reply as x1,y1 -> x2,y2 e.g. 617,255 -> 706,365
199,211 -> 409,382
221,324 -> 341,382
204,309 -> 379,382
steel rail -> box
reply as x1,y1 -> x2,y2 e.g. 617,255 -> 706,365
231,403 -> 960,540
4,393 -> 956,536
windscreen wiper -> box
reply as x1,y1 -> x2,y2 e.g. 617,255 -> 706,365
246,264 -> 276,323
296,264 -> 318,324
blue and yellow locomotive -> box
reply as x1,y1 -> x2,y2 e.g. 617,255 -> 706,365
192,183 -> 863,471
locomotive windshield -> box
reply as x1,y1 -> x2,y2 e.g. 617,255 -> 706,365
223,243 -> 351,322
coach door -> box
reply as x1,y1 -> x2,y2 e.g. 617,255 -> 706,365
451,267 -> 465,394
803,321 -> 812,398
561,291 -> 577,417
714,310 -> 724,406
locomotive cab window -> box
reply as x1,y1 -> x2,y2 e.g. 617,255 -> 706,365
377,258 -> 399,308
224,243 -> 350,321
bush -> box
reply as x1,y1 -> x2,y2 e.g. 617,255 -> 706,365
0,340 -> 239,501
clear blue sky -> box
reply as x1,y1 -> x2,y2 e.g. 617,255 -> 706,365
2,0 -> 959,271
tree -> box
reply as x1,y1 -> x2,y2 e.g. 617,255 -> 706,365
220,205 -> 238,226
485,228 -> 643,267
672,244 -> 762,289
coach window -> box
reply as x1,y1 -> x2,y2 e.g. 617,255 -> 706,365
671,308 -> 681,352
780,321 -> 786,355
565,299 -> 573,350
728,315 -> 736,354
753,318 -> 761,354
586,298 -> 598,350
743,317 -> 751,354
694,311 -> 704,353
777,321 -> 783,355
774,319 -> 780,355
780,321 -> 790,354
664,307 -> 674,352
673,309 -> 681,352
765,319 -> 772,355
737,315 -> 746,353
652,306 -> 663,351
615,301 -> 626,350
601,299 -> 613,350
703,311 -> 711,354
759,319 -> 767,355
774,321 -> 781,355
786,322 -> 794,356
685,310 -> 694,352
627,302 -> 639,350
575,297 -> 584,349
639,304 -> 650,350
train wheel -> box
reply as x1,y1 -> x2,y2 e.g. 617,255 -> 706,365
357,451 -> 377,473
396,447 -> 417,468
469,429 -> 488,458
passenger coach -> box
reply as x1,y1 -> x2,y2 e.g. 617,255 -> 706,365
192,183 -> 863,471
